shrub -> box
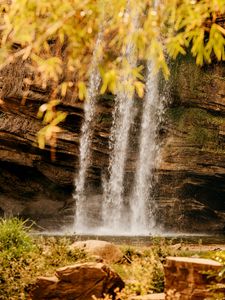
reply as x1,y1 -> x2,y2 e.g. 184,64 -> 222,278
0,221 -> 87,300
201,251 -> 225,299
0,217 -> 34,259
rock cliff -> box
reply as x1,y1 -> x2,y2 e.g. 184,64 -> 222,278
0,57 -> 225,233
156,57 -> 225,233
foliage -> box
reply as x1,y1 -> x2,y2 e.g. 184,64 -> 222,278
0,225 -> 223,300
0,221 -> 87,300
0,0 -> 224,86
113,240 -> 183,298
168,107 -> 225,149
37,100 -> 67,159
0,0 -> 224,149
0,217 -> 34,259
199,251 -> 225,300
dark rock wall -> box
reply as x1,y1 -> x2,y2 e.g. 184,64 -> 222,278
0,57 -> 225,233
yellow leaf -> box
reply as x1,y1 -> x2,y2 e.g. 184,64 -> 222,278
134,81 -> 145,98
61,82 -> 68,97
52,112 -> 67,126
44,110 -> 54,124
37,104 -> 48,119
78,81 -> 87,101
37,130 -> 46,149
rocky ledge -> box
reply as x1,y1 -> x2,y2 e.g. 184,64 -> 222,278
0,57 -> 225,233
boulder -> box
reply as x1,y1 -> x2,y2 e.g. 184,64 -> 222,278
31,262 -> 125,300
164,257 -> 223,299
70,240 -> 123,263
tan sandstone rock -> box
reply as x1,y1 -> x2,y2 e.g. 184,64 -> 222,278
70,240 -> 123,263
31,262 -> 124,300
164,257 -> 223,300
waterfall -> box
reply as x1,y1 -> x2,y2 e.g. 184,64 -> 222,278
101,78 -> 135,232
74,34 -> 102,233
72,0 -> 167,236
101,8 -> 138,233
130,61 -> 161,235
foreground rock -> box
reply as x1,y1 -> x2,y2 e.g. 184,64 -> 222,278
70,240 -> 123,263
31,262 -> 125,300
164,257 -> 222,299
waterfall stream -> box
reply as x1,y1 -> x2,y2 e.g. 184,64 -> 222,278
101,8 -> 138,234
74,34 -> 102,233
130,61 -> 160,235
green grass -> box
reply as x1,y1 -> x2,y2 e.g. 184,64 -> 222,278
0,218 -> 34,259
0,218 -> 87,300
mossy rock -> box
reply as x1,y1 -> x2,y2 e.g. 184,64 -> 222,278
167,107 -> 225,150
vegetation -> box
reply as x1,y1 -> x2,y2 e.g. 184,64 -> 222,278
201,251 -> 225,299
0,218 -> 88,299
0,0 -> 225,149
0,218 -> 34,259
1,218 -> 225,299
167,107 -> 225,149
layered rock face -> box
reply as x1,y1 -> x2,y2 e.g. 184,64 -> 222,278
0,60 -> 117,230
156,58 -> 225,233
0,57 -> 225,233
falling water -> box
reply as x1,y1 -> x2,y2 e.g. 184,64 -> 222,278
74,34 -> 102,233
101,7 -> 138,233
73,0 -> 167,236
130,61 -> 161,235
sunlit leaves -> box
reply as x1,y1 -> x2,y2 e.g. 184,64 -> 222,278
134,81 -> 145,98
164,0 -> 225,66
37,100 -> 67,157
205,24 -> 225,61
0,0 -> 225,152
32,55 -> 63,82
78,81 -> 87,101
100,69 -> 117,94
1,0 -> 225,85
166,34 -> 187,59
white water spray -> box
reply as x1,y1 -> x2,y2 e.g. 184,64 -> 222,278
130,61 -> 161,235
74,35 -> 102,233
73,0 -> 168,236
101,7 -> 138,233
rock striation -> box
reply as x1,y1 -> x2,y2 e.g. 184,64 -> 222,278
156,58 -> 225,233
0,57 -> 225,233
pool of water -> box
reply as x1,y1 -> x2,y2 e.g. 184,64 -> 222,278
33,231 -> 225,247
